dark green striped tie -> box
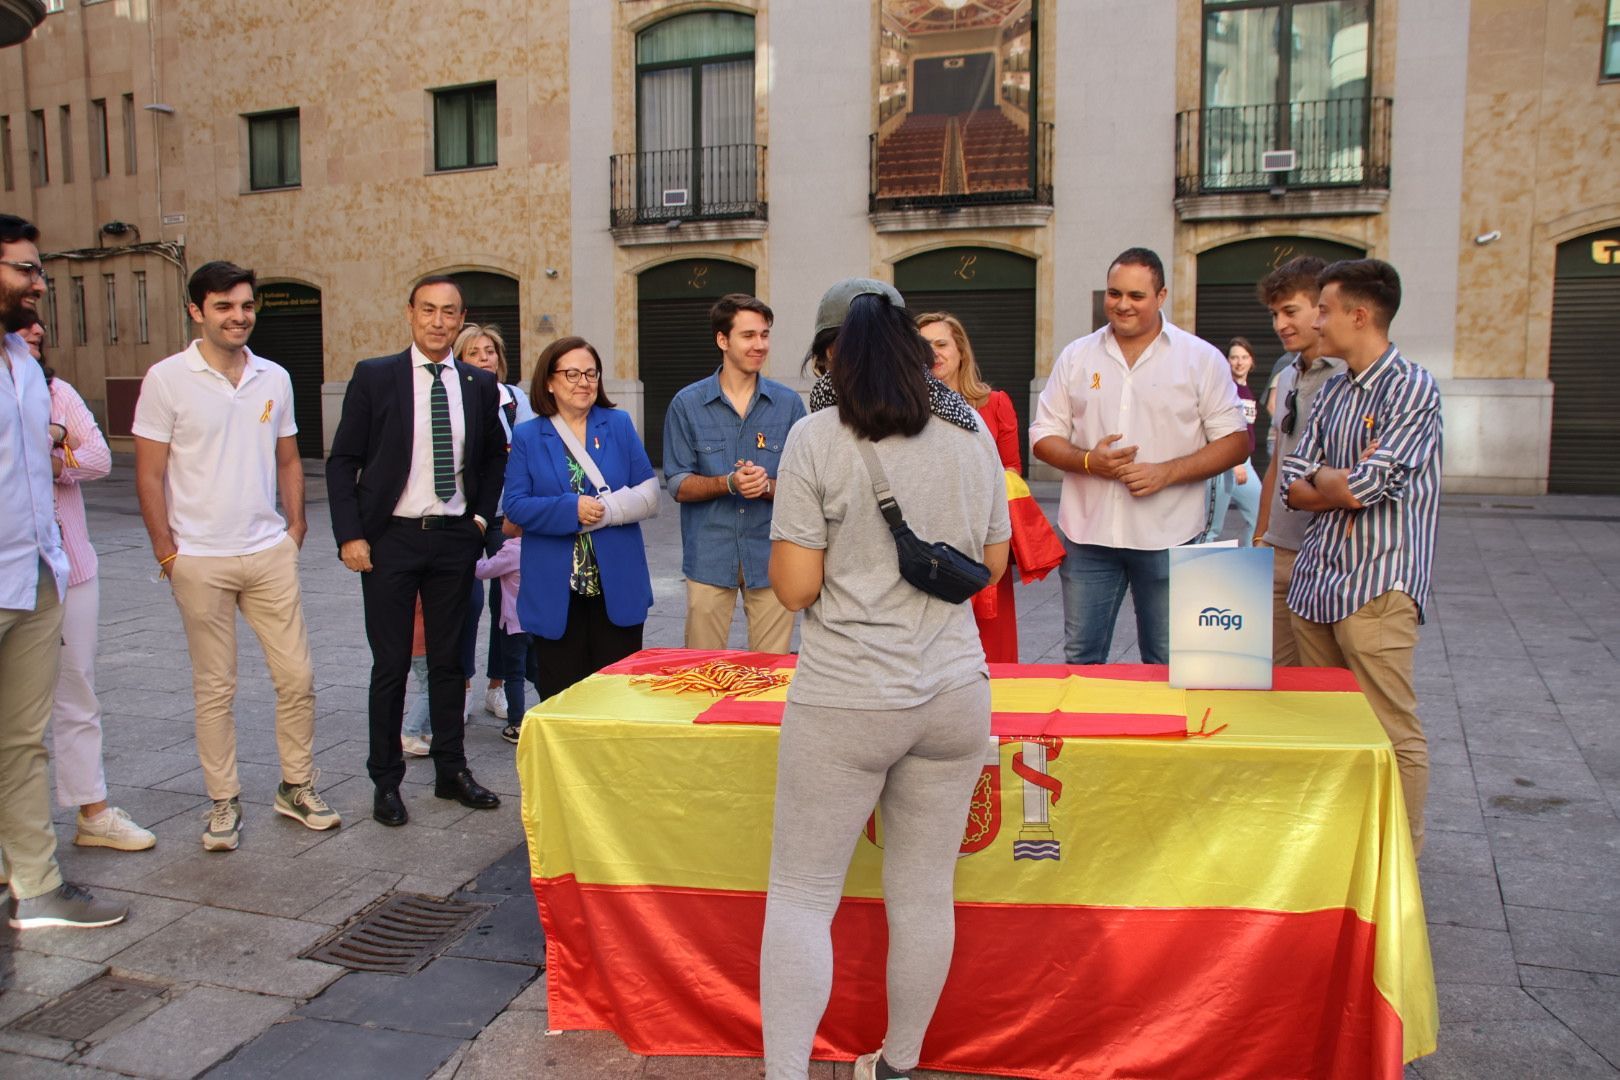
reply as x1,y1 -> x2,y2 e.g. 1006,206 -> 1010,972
427,363 -> 455,501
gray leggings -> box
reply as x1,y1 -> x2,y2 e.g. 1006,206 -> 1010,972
759,677 -> 991,1080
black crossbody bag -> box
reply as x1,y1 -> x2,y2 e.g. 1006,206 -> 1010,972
856,441 -> 991,604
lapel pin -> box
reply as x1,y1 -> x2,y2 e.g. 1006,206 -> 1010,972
756,432 -> 766,449
259,400 -> 273,423
593,436 -> 601,450
1090,372 -> 1101,390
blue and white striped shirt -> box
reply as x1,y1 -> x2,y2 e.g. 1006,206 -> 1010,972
1280,345 -> 1442,624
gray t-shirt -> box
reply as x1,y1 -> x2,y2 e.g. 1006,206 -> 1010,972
771,409 -> 1012,709
1263,352 -> 1348,550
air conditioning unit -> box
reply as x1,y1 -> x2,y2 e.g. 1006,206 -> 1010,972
661,189 -> 689,207
1261,150 -> 1297,173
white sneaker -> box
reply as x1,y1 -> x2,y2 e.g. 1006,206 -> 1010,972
854,1052 -> 909,1080
74,807 -> 156,852
402,734 -> 432,757
484,686 -> 508,720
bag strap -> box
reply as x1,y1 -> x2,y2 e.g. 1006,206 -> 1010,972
548,414 -> 611,495
854,441 -> 906,531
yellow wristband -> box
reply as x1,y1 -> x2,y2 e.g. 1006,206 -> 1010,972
1083,451 -> 1091,474
157,553 -> 178,565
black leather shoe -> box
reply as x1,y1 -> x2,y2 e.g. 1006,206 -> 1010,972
373,787 -> 408,827
434,769 -> 500,809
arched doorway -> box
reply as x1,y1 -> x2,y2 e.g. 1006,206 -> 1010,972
1195,236 -> 1363,472
895,247 -> 1036,472
1548,227 -> 1620,493
449,271 -> 523,381
248,282 -> 324,459
637,258 -> 756,469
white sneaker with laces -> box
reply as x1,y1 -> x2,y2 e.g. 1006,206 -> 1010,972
484,686 -> 508,720
402,734 -> 432,757
74,807 -> 156,851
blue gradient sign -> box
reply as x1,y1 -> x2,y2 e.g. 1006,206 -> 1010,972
1168,546 -> 1274,689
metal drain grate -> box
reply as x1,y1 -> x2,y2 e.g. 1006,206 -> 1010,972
8,975 -> 167,1041
303,892 -> 493,975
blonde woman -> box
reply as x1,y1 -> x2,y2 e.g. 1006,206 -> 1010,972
455,324 -> 535,734
916,312 -> 1021,663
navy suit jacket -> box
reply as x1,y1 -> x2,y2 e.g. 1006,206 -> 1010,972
325,349 -> 507,547
503,406 -> 655,639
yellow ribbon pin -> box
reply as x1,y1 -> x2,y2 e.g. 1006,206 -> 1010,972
1363,414 -> 1375,432
756,432 -> 766,450
259,400 -> 273,423
1090,372 -> 1101,390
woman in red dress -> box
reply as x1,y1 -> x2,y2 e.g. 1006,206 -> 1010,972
916,312 -> 1021,663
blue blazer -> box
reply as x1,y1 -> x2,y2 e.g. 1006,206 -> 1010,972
504,406 -> 655,640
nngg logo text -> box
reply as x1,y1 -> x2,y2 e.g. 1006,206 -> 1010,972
1198,607 -> 1244,631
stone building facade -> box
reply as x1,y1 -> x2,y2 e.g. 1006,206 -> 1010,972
3,0 -> 1616,492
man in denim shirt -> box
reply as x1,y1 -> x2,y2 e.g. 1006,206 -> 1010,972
664,294 -> 806,653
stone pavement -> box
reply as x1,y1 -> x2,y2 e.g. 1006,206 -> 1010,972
0,458 -> 1617,1079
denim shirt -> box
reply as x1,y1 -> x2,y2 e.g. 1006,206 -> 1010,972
663,370 -> 807,590
0,334 -> 70,610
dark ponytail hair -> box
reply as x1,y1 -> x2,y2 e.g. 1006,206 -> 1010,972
830,293 -> 931,441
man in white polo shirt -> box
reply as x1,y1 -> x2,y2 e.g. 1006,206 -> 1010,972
133,261 -> 338,852
1031,247 -> 1248,665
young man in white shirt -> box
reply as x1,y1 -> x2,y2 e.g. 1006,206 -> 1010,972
133,261 -> 338,852
1030,248 -> 1248,665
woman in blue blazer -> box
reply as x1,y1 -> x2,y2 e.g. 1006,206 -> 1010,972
504,336 -> 659,705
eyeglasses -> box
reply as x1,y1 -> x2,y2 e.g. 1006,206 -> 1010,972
0,260 -> 46,282
553,368 -> 600,385
1279,388 -> 1299,437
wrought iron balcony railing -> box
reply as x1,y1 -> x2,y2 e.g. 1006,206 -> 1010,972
609,144 -> 766,228
1175,97 -> 1392,196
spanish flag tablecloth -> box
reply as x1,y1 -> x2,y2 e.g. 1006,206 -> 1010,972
518,649 -> 1437,1080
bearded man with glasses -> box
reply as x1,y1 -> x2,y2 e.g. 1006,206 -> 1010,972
1251,256 -> 1344,666
0,215 -> 126,929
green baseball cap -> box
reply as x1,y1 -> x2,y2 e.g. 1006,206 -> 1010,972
813,277 -> 905,335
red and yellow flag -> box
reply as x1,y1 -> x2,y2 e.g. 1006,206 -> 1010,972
1005,471 -> 1065,585
519,650 -> 1436,1079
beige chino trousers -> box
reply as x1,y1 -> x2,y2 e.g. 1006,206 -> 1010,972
169,535 -> 317,801
1270,545 -> 1302,667
1291,590 -> 1427,855
685,574 -> 794,654
0,564 -> 66,899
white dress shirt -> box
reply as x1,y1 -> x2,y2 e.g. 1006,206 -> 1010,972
1029,318 -> 1246,551
393,344 -> 468,518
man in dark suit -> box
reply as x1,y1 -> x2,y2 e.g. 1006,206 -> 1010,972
326,276 -> 506,826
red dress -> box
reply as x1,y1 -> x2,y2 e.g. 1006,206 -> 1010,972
974,390 -> 1020,663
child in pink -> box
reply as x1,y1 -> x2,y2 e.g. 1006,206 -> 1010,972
476,536 -> 530,744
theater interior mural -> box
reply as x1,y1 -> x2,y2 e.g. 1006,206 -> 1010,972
875,0 -> 1035,209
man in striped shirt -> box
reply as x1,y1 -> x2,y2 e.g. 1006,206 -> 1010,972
1280,259 -> 1442,855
